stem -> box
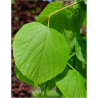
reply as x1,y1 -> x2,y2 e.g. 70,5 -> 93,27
67,63 -> 77,72
40,0 -> 83,23
48,15 -> 50,27
68,53 -> 76,60
44,81 -> 48,97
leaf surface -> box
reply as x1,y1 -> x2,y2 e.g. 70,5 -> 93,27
13,22 -> 69,86
56,68 -> 87,97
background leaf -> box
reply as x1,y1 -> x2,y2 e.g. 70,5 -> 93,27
13,22 -> 69,87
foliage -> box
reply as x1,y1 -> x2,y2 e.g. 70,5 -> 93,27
13,0 -> 87,97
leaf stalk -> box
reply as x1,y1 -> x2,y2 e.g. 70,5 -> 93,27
48,15 -> 50,27
67,63 -> 77,72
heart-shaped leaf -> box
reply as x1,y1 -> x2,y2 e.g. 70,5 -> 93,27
13,22 -> 69,86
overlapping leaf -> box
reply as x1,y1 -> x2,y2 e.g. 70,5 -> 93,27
56,68 -> 87,97
13,22 -> 69,86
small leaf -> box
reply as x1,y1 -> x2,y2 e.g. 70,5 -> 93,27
56,68 -> 87,97
75,39 -> 87,63
13,22 -> 69,86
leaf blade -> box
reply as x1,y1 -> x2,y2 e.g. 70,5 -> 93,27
13,22 -> 69,86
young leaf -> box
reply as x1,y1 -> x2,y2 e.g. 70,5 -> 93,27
75,39 -> 86,63
13,22 -> 69,86
56,68 -> 87,97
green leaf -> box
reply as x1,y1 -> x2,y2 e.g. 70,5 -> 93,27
15,66 -> 34,86
56,68 -> 87,97
13,22 -> 69,86
36,1 -> 73,45
75,39 -> 87,63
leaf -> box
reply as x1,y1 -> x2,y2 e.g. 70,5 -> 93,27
56,68 -> 87,97
36,1 -> 74,45
15,66 -> 34,86
75,39 -> 87,63
13,22 -> 69,86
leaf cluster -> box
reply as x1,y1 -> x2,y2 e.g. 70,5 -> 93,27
13,0 -> 87,97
